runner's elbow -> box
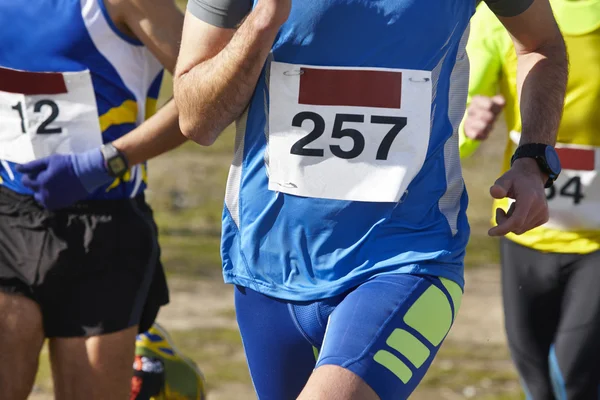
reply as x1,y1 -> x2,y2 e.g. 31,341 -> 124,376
179,116 -> 217,146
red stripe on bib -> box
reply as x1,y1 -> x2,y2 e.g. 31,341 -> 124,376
557,147 -> 595,171
0,66 -> 67,95
299,68 -> 402,109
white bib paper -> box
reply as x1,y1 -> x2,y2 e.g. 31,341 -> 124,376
0,66 -> 102,164
267,62 -> 432,203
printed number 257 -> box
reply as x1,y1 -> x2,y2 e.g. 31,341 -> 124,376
290,112 -> 407,161
11,100 -> 62,134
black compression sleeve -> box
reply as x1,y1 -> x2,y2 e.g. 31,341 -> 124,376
484,0 -> 534,17
187,0 -> 253,29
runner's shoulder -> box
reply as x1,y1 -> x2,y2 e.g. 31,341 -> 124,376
186,0 -> 533,29
103,0 -> 182,39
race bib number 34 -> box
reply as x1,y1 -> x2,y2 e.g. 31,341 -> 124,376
0,66 -> 102,164
510,131 -> 600,230
268,62 -> 432,203
545,146 -> 600,230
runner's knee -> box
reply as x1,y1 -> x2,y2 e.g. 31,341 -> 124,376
549,344 -> 600,400
0,291 -> 45,400
299,365 -> 379,400
50,327 -> 138,400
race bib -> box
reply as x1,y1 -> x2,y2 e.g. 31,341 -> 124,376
510,131 -> 600,230
0,66 -> 102,164
268,62 -> 432,203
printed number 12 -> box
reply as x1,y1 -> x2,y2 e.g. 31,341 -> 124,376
11,100 -> 62,135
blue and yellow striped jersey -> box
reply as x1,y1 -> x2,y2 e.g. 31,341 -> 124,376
0,0 -> 164,200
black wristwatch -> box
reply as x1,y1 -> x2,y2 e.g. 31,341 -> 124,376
100,143 -> 129,178
510,143 -> 561,188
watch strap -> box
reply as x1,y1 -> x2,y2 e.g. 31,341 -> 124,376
511,143 -> 548,165
511,143 -> 555,188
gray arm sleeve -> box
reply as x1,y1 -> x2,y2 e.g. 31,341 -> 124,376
484,0 -> 534,17
187,0 -> 253,29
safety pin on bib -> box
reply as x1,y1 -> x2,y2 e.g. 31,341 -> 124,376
408,77 -> 430,83
283,69 -> 305,76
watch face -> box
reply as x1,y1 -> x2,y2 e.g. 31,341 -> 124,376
545,146 -> 562,177
108,157 -> 127,175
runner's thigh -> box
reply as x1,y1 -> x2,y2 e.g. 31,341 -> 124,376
0,292 -> 45,400
234,286 -> 317,400
0,187 -> 48,399
552,250 -> 600,400
500,239 -> 562,399
316,273 -> 462,400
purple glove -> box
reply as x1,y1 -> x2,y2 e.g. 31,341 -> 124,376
16,149 -> 112,210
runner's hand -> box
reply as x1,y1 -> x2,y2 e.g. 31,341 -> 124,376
488,158 -> 549,236
16,149 -> 112,210
464,95 -> 505,141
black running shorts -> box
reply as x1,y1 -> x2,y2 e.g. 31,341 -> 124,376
0,186 -> 169,338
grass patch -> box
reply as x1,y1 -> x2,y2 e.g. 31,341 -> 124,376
160,235 -> 222,278
415,340 -> 523,399
462,124 -> 506,269
217,308 -> 238,320
167,328 -> 252,390
31,346 -> 53,395
465,235 -> 501,268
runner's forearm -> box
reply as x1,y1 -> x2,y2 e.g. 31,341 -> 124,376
112,100 -> 186,166
174,5 -> 282,146
516,38 -> 568,147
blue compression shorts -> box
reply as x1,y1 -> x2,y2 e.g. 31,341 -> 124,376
235,273 -> 463,399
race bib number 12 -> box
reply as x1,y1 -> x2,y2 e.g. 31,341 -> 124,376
268,62 -> 432,203
0,66 -> 102,164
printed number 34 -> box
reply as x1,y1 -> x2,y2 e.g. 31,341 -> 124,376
546,176 -> 585,205
11,100 -> 62,135
290,112 -> 407,161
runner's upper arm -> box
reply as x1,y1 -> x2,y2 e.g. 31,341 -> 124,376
175,0 -> 252,78
109,0 -> 184,73
485,0 -> 563,55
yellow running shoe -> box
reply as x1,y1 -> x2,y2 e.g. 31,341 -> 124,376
132,323 -> 207,400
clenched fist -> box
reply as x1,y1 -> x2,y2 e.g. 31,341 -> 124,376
464,95 -> 506,141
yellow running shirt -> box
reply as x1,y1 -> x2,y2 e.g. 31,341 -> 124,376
461,0 -> 600,254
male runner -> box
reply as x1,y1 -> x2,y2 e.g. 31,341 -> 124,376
0,1 -> 202,399
461,2 -> 600,398
173,0 -> 567,399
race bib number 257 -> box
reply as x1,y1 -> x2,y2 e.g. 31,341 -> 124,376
268,62 -> 432,203
0,66 -> 102,164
